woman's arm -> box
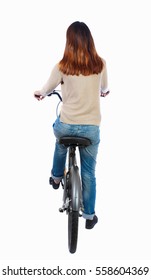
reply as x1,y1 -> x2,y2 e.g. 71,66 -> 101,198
100,60 -> 110,97
34,64 -> 63,100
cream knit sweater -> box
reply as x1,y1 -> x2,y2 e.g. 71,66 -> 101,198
40,60 -> 108,125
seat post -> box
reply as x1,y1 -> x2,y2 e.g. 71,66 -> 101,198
68,146 -> 76,169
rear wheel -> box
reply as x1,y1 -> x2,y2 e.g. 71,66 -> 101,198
67,166 -> 81,253
68,210 -> 79,253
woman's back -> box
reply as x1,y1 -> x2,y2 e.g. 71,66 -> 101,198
60,71 -> 102,125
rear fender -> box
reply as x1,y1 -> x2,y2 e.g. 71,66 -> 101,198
70,166 -> 82,211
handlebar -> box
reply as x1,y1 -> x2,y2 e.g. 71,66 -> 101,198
47,90 -> 62,101
48,89 -> 109,99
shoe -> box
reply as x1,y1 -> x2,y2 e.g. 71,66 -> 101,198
49,177 -> 60,190
85,215 -> 98,229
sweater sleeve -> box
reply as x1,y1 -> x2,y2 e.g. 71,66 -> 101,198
40,64 -> 63,96
101,60 -> 109,93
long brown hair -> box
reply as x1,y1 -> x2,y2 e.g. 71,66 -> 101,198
59,21 -> 104,76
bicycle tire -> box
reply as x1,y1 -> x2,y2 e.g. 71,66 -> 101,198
68,210 -> 79,253
68,165 -> 81,253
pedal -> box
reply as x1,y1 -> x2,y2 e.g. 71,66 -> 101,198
79,209 -> 83,217
61,180 -> 64,189
49,177 -> 53,185
59,207 -> 64,213
59,207 -> 67,213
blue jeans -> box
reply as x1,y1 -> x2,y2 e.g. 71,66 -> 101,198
51,117 -> 100,220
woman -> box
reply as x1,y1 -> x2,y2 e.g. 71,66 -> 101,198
34,21 -> 109,229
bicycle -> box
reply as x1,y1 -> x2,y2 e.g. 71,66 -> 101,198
48,90 -> 91,254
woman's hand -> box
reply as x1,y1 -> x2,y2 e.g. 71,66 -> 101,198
34,91 -> 45,101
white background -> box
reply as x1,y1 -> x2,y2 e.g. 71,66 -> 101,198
0,0 -> 151,265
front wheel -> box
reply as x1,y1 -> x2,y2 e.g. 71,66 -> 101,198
68,210 -> 79,253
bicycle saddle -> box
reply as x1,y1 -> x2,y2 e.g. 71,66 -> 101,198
59,136 -> 91,147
